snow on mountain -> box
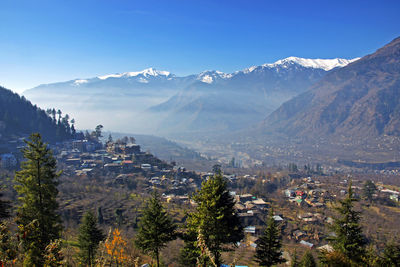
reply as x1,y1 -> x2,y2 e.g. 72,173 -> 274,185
98,68 -> 172,80
24,55 -> 359,136
196,70 -> 233,84
73,79 -> 89,85
68,57 -> 357,86
243,57 -> 360,73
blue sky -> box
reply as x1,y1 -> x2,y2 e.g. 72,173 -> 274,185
1,0 -> 399,92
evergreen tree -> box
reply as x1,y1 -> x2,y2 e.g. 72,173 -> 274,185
362,180 -> 376,203
51,108 -> 56,121
71,124 -> 76,136
0,87 -> 71,142
0,223 -> 18,264
324,181 -> 366,265
185,172 -> 243,266
97,207 -> 104,225
212,164 -> 222,174
179,225 -> 201,266
93,124 -> 103,140
300,251 -> 317,267
381,242 -> 400,266
254,210 -> 286,266
57,109 -> 62,122
14,133 -> 62,266
363,246 -> 381,266
135,191 -> 177,267
115,208 -> 124,227
77,211 -> 105,266
0,189 -> 10,220
290,250 -> 299,267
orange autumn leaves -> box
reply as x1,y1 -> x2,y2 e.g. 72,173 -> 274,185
96,228 -> 144,266
104,228 -> 128,265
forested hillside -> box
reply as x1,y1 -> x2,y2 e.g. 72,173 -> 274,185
0,86 -> 73,142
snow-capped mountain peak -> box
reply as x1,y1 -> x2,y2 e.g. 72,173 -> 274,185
98,68 -> 172,80
264,56 -> 360,71
73,79 -> 89,85
197,70 -> 232,84
242,57 -> 360,73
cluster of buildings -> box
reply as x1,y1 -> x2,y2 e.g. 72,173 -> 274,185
378,187 -> 400,202
281,176 -> 400,250
56,138 -> 169,176
53,137 -> 204,196
283,177 -> 331,207
230,192 -> 276,249
0,137 -> 26,169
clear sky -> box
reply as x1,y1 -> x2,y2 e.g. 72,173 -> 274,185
1,0 -> 399,93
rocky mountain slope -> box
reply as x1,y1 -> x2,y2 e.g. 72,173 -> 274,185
263,37 -> 400,140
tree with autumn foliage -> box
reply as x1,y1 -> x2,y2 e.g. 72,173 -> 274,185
135,191 -> 177,267
100,228 -> 128,266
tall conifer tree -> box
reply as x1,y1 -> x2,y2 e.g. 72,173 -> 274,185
182,172 -> 243,266
322,181 -> 366,265
300,251 -> 317,267
254,210 -> 286,266
290,250 -> 299,267
381,242 -> 400,266
0,190 -> 10,220
362,180 -> 376,203
14,133 -> 62,266
77,211 -> 105,266
135,191 -> 177,267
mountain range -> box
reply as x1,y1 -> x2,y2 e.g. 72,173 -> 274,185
24,57 -> 356,135
10,36 -> 400,164
263,37 -> 400,141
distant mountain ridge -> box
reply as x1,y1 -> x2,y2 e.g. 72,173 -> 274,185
150,57 -> 358,136
25,57 -> 357,90
23,57 -> 357,135
262,37 -> 400,140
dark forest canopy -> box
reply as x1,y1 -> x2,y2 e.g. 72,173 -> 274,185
0,86 -> 73,143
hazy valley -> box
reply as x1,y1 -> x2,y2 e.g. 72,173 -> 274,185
1,2 -> 400,265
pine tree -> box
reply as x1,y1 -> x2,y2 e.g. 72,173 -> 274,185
254,210 -> 286,266
381,242 -> 400,266
97,207 -> 104,225
0,223 -> 18,264
179,225 -> 201,266
362,180 -> 376,203
77,211 -> 105,266
300,251 -> 317,267
14,133 -> 62,266
135,191 -> 177,267
107,134 -> 113,143
183,172 -> 243,266
0,189 -> 11,220
290,249 -> 299,267
325,181 -> 366,265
